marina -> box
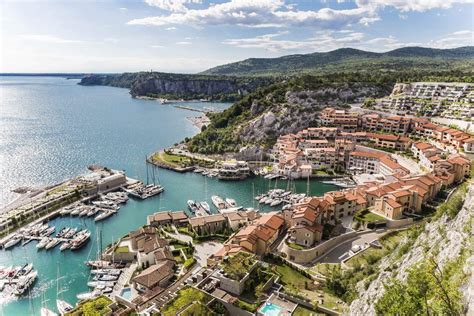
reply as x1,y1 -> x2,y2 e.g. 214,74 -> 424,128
0,76 -> 337,315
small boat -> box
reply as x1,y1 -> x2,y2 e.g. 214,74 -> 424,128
41,226 -> 56,237
79,208 -> 90,217
200,201 -> 211,213
45,239 -> 61,250
87,281 -> 115,288
70,208 -> 81,216
94,210 -> 116,222
63,228 -> 77,239
91,269 -> 121,276
101,287 -> 113,294
4,236 -> 21,249
41,307 -> 58,316
60,241 -> 71,251
56,299 -> 73,315
264,197 -> 274,205
86,208 -> 99,217
93,274 -> 118,281
270,199 -> 282,207
70,231 -> 91,250
258,196 -> 267,204
13,270 -> 37,296
18,263 -> 33,276
225,198 -> 237,207
36,238 -> 50,249
76,290 -> 100,301
187,200 -> 197,213
211,195 -> 226,209
56,228 -> 70,238
86,261 -> 113,269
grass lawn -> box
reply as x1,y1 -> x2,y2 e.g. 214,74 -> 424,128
151,151 -> 194,168
287,242 -> 306,250
355,210 -> 385,223
293,305 -> 324,316
180,302 -> 214,316
307,263 -> 334,277
161,287 -> 211,316
114,246 -> 129,253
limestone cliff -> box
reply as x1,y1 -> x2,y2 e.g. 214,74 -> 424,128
349,183 -> 474,315
79,72 -> 271,101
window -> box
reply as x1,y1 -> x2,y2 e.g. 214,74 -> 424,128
305,233 -> 310,237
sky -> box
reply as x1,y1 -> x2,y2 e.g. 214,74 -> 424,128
0,0 -> 473,73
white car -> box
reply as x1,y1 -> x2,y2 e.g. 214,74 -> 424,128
351,245 -> 361,253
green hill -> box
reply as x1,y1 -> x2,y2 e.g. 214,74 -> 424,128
201,46 -> 474,77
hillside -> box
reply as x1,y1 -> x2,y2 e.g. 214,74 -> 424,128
79,72 -> 273,101
201,46 -> 474,77
350,181 -> 474,315
187,70 -> 474,157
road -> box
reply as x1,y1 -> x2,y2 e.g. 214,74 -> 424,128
317,229 -> 388,264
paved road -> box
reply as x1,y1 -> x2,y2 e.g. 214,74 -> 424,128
317,229 -> 387,264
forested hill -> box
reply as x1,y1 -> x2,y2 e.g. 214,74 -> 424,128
201,46 -> 474,76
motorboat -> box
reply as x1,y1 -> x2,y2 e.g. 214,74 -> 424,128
57,299 -> 73,315
56,228 -> 70,238
63,228 -> 77,239
18,263 -> 33,276
270,199 -> 282,207
187,200 -> 198,213
200,201 -> 211,214
211,195 -> 226,209
60,241 -> 71,251
36,238 -> 50,249
76,290 -> 100,301
93,274 -> 118,281
87,280 -> 115,288
13,270 -> 37,296
225,198 -> 237,207
45,239 -> 61,250
86,261 -> 114,269
70,231 -> 91,250
41,226 -> 56,237
70,208 -> 81,216
94,210 -> 116,222
4,235 -> 21,249
91,269 -> 121,276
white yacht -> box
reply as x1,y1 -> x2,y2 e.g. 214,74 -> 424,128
211,195 -> 226,209
225,198 -> 237,207
36,238 -> 50,249
41,307 -> 58,316
45,239 -> 61,250
4,235 -> 21,249
56,299 -> 73,315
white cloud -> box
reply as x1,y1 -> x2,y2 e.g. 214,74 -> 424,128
144,0 -> 202,12
151,44 -> 165,48
176,41 -> 192,45
21,34 -> 83,44
165,26 -> 177,30
355,0 -> 473,12
104,37 -> 119,44
128,0 -> 376,29
119,7 -> 128,11
223,30 -> 366,52
428,30 -> 474,48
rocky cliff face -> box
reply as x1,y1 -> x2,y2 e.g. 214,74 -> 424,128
349,183 -> 474,315
128,76 -> 243,98
237,84 -> 382,145
79,72 -> 271,100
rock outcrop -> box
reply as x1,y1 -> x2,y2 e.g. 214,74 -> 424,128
349,183 -> 474,315
79,72 -> 271,100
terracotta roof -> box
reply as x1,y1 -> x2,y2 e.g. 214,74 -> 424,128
154,246 -> 175,262
189,214 -> 226,227
386,199 -> 402,209
256,212 -> 285,230
350,151 -> 386,159
141,236 -> 168,254
133,261 -> 174,288
413,142 -> 433,150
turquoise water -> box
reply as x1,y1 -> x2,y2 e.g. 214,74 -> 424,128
259,302 -> 283,316
0,76 -> 336,315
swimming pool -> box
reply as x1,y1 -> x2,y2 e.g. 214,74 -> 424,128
120,288 -> 132,300
259,302 -> 283,316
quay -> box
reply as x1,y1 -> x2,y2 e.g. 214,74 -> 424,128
173,105 -> 215,113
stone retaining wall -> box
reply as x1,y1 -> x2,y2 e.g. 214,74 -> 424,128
280,230 -> 357,264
